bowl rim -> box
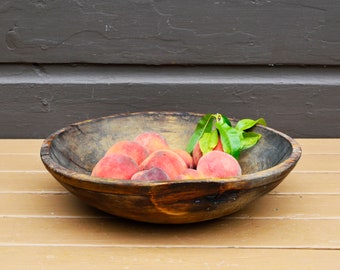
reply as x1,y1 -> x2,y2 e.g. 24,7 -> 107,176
40,111 -> 302,191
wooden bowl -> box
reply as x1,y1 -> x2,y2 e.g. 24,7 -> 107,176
40,112 -> 302,224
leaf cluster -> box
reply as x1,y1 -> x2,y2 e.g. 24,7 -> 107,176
186,113 -> 267,159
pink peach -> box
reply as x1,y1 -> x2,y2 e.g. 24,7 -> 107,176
105,140 -> 149,165
172,148 -> 194,168
134,132 -> 169,153
91,153 -> 139,180
139,149 -> 187,179
192,137 -> 224,168
176,168 -> 204,180
196,151 -> 242,179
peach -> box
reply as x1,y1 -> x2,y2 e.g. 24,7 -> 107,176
214,137 -> 224,151
172,148 -> 194,168
192,142 -> 203,168
139,149 -> 187,179
91,153 -> 139,180
196,151 -> 242,179
131,167 -> 170,181
105,140 -> 149,165
134,132 -> 169,153
176,168 -> 204,180
192,138 -> 224,168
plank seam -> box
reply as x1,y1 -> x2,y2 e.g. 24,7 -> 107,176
0,243 -> 339,250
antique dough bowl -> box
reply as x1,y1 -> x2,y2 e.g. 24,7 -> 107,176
40,112 -> 302,224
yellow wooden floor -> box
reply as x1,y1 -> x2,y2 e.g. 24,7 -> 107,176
0,139 -> 339,269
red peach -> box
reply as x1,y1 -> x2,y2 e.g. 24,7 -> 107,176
139,149 -> 187,179
172,148 -> 194,168
176,168 -> 204,180
192,142 -> 203,168
131,167 -> 170,181
192,137 -> 224,168
134,132 -> 169,153
214,137 -> 224,151
196,151 -> 242,179
91,153 -> 139,180
105,140 -> 149,165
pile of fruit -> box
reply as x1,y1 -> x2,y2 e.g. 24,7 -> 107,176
91,113 -> 266,181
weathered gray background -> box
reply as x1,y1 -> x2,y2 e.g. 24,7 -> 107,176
0,0 -> 339,138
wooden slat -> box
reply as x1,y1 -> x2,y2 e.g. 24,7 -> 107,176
234,194 -> 340,219
0,154 -> 45,171
293,154 -> 340,172
0,217 -> 339,249
0,139 -> 42,154
0,247 -> 339,270
1,193 -> 339,219
296,139 -> 340,154
272,173 -> 340,194
0,172 -> 64,193
0,193 -> 104,217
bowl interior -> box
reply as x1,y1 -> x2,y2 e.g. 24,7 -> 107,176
48,112 -> 293,177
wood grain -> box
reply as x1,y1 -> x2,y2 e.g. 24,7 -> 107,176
0,139 -> 42,153
0,172 -> 64,193
0,247 -> 338,270
1,217 -> 339,248
0,154 -> 45,171
273,173 -> 340,194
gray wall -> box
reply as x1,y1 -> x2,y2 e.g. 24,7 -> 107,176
2,0 -> 339,65
0,0 -> 339,138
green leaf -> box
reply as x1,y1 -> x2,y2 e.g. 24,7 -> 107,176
225,128 -> 242,159
216,122 -> 242,159
199,130 -> 219,155
256,118 -> 267,126
235,118 -> 267,131
240,132 -> 262,150
186,114 -> 214,153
